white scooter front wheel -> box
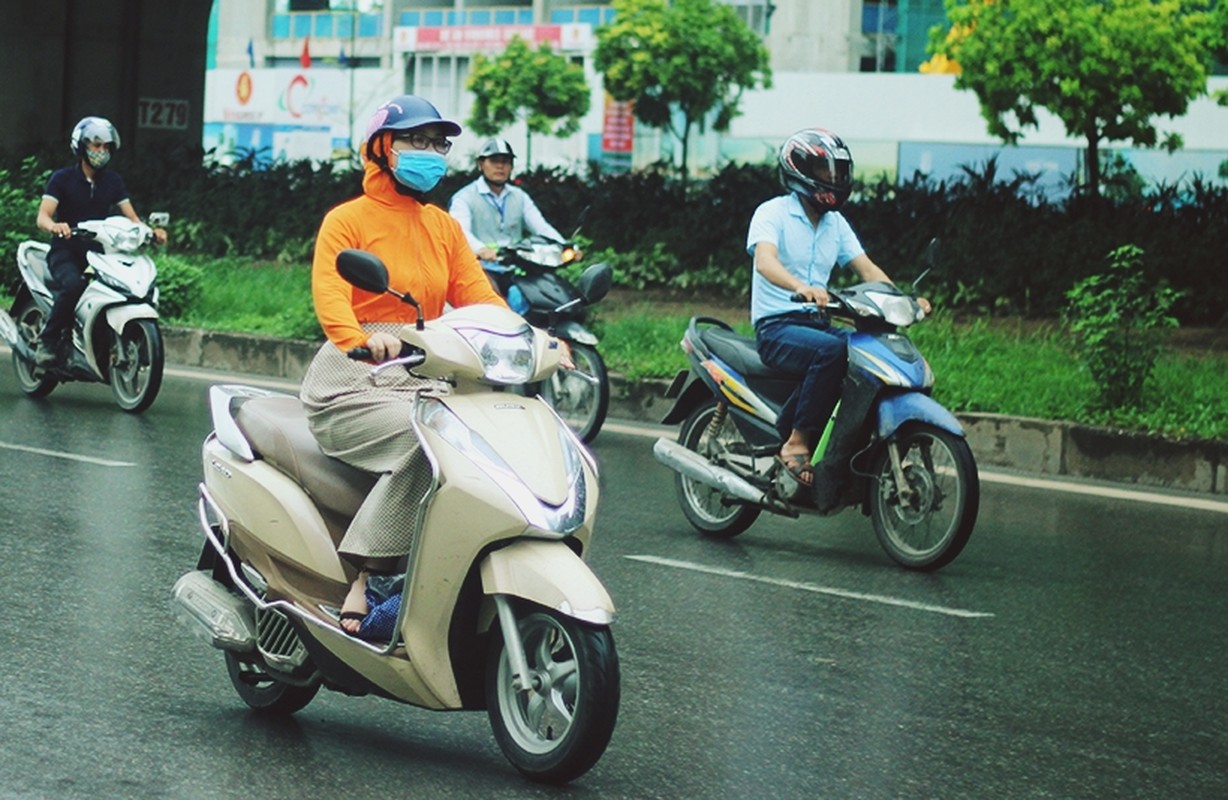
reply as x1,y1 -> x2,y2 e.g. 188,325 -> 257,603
109,318 -> 164,413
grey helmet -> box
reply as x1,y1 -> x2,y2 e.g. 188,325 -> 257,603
70,116 -> 120,156
477,138 -> 515,160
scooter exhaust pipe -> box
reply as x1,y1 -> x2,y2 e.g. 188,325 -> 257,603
171,570 -> 257,652
0,310 -> 19,347
653,437 -> 770,506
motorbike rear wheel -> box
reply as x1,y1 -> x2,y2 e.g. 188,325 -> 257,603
540,343 -> 608,443
486,606 -> 620,785
10,298 -> 58,398
675,400 -> 762,538
110,319 -> 163,413
870,422 -> 979,571
224,651 -> 320,715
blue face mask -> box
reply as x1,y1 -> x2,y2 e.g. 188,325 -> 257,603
392,150 -> 447,193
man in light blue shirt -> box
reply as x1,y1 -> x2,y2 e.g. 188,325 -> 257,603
748,128 -> 928,506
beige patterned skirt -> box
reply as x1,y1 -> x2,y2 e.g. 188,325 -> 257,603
300,323 -> 444,567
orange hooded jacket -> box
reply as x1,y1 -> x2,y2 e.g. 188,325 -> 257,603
312,135 -> 507,352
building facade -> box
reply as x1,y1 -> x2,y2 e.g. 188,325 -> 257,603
205,0 -> 1228,190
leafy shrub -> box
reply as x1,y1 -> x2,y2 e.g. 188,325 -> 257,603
0,158 -> 48,292
155,253 -> 205,318
1065,245 -> 1181,410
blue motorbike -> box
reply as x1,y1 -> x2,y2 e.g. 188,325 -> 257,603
652,247 -> 978,570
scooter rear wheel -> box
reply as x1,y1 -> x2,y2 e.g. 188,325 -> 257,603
110,319 -> 164,413
675,400 -> 762,538
486,606 -> 620,784
224,651 -> 320,715
870,422 -> 979,571
10,298 -> 58,398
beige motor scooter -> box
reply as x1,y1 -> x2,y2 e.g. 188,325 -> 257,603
172,249 -> 619,784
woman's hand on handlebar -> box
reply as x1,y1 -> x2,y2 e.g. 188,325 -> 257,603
364,332 -> 404,362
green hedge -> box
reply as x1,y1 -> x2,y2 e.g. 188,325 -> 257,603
2,144 -> 1225,326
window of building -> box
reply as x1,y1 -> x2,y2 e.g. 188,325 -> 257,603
861,0 -> 898,72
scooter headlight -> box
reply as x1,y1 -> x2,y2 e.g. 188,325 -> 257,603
455,323 -> 535,384
110,225 -> 147,252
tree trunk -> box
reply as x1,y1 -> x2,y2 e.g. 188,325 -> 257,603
1084,131 -> 1101,196
679,118 -> 692,190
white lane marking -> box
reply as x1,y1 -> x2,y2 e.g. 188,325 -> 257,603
978,470 -> 1228,514
626,554 -> 995,619
164,365 -> 299,390
0,440 -> 136,467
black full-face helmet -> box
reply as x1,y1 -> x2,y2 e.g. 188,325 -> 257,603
778,128 -> 854,212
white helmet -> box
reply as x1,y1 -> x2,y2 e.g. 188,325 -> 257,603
70,116 -> 121,157
477,138 -> 515,160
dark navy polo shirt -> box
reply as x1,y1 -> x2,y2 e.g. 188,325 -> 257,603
43,164 -> 130,253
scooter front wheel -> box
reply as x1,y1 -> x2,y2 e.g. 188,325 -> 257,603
486,607 -> 620,784
870,423 -> 979,571
110,319 -> 164,413
10,298 -> 58,398
224,651 -> 320,715
540,343 -> 609,443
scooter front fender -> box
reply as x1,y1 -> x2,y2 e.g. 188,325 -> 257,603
553,318 -> 599,346
104,302 -> 159,336
876,392 -> 964,440
481,540 -> 615,625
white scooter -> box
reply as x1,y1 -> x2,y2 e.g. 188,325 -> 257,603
172,249 -> 620,784
0,213 -> 166,413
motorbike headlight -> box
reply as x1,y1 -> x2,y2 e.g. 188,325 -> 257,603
455,324 -> 536,384
109,224 -> 147,252
865,291 -> 921,327
530,243 -> 565,267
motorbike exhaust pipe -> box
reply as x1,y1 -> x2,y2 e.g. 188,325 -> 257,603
653,438 -> 770,506
171,570 -> 258,652
0,310 -> 19,347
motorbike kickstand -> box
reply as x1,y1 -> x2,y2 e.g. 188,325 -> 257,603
494,594 -> 538,693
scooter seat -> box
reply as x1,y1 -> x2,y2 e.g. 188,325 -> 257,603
234,395 -> 377,522
699,326 -> 781,380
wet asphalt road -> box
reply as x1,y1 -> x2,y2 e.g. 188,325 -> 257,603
1,368 -> 1226,799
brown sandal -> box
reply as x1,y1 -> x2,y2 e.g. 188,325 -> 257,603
776,452 -> 814,486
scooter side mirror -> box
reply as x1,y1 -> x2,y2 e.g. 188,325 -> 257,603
337,249 -> 390,294
576,262 -> 613,305
337,249 -> 425,329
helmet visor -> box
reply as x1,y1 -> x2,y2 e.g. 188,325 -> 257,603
794,149 -> 851,190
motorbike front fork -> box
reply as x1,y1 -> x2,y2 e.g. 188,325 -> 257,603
494,594 -> 537,693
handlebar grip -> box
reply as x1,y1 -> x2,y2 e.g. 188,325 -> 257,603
347,347 -> 372,361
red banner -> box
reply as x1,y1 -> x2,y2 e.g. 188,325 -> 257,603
601,96 -> 634,153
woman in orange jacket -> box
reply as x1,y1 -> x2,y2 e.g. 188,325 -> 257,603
301,95 -> 508,635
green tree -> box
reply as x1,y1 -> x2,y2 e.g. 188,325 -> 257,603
594,0 -> 771,182
466,36 -> 591,166
931,0 -> 1214,195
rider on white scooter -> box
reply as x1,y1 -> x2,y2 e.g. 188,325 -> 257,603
33,116 -> 167,367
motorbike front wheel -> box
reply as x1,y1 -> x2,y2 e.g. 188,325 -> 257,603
10,298 -> 58,398
540,343 -> 608,443
110,319 -> 164,413
870,423 -> 979,571
675,400 -> 762,538
224,651 -> 320,715
486,607 -> 620,785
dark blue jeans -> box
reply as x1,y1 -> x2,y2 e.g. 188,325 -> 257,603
41,247 -> 90,345
755,312 -> 850,440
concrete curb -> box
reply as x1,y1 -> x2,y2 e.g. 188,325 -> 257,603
163,326 -> 1227,497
